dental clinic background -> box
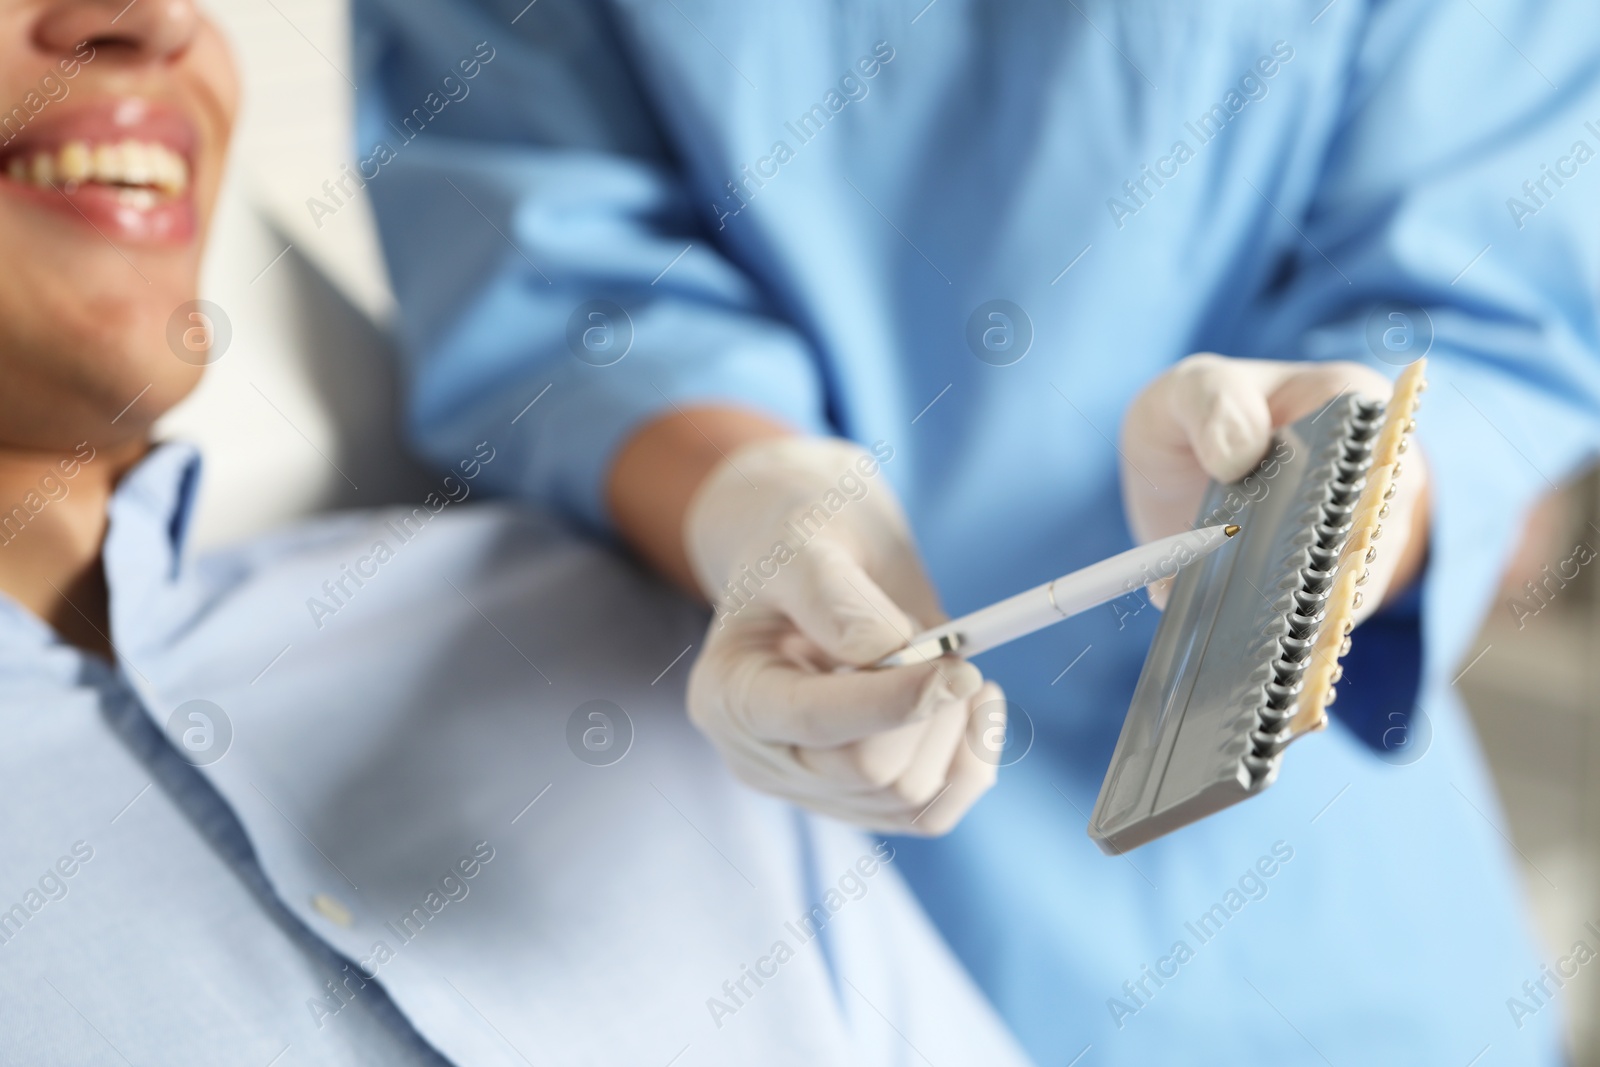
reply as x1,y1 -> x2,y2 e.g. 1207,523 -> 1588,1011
158,0 -> 1600,1061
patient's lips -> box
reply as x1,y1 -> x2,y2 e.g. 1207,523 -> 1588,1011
0,98 -> 199,245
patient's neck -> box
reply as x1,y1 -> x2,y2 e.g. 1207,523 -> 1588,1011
0,440 -> 146,659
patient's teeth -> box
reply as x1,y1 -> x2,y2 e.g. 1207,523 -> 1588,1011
58,141 -> 90,183
5,140 -> 189,196
30,151 -> 54,187
116,187 -> 158,210
121,140 -> 151,185
152,146 -> 188,196
91,143 -> 118,183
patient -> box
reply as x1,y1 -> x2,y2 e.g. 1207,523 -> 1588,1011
0,3 -> 1024,1064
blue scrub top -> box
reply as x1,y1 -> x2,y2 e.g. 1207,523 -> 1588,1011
350,0 -> 1600,1060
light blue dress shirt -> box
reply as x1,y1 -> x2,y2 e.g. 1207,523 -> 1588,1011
354,0 -> 1600,1062
1,443 -> 1030,1066
0,446 -> 449,1067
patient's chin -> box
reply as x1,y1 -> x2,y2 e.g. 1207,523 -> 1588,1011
0,280 -> 204,449
89,347 -> 202,434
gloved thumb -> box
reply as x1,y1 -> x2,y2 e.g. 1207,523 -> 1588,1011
1164,354 -> 1277,484
772,537 -> 921,666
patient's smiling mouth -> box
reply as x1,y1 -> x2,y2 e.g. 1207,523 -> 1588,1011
0,97 -> 199,244
6,140 -> 189,201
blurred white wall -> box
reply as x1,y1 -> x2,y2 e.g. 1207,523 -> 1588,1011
158,0 -> 428,548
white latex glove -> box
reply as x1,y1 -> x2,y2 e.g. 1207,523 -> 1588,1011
1120,353 -> 1428,621
684,437 -> 1003,835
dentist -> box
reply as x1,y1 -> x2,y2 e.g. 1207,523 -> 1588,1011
354,1 -> 1600,1061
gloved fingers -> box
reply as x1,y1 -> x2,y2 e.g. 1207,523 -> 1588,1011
1145,355 -> 1397,483
716,738 -> 937,823
770,538 -> 923,666
777,793 -> 932,833
901,681 -> 1005,836
1259,359 -> 1394,424
794,716 -> 933,790
1160,354 -> 1281,484
1123,356 -> 1402,546
715,684 -> 1002,835
1223,360 -> 1420,625
883,696 -> 972,809
689,612 -> 985,748
861,547 -> 950,633
789,688 -> 970,804
1122,354 -> 1271,545
735,643 -> 983,747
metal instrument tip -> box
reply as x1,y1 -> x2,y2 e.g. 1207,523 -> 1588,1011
1224,525 -> 1241,537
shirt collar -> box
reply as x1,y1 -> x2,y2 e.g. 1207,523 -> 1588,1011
104,440 -> 204,585
103,440 -> 205,660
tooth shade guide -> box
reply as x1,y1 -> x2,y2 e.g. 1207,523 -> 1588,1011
1288,359 -> 1427,739
1369,359 -> 1428,470
1338,491 -> 1391,573
1289,558 -> 1362,737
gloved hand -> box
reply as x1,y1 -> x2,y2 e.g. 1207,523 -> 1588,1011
1120,354 -> 1429,621
683,436 -> 1004,835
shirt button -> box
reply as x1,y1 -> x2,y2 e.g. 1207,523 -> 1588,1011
311,892 -> 354,928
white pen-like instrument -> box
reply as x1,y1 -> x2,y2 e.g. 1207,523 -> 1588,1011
874,524 -> 1241,669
